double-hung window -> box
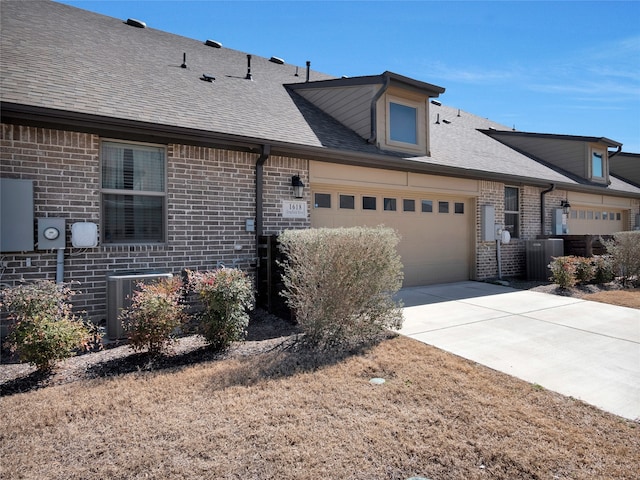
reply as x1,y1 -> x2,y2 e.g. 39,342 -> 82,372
101,141 -> 166,244
504,186 -> 520,238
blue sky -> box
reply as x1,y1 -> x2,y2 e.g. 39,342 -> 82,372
57,1 -> 640,152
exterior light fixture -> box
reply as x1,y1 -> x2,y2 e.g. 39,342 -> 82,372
291,175 -> 305,198
561,200 -> 571,215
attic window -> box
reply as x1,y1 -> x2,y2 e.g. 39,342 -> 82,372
125,18 -> 146,28
389,102 -> 417,144
589,146 -> 608,183
592,151 -> 603,178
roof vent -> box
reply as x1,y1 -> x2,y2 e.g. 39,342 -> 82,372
205,39 -> 222,48
201,73 -> 215,83
269,56 -> 285,65
435,114 -> 440,124
294,66 -> 299,77
245,54 -> 253,80
442,119 -> 451,124
181,53 -> 187,69
125,18 -> 146,28
430,100 -> 441,106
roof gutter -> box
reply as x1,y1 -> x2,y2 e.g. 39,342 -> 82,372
540,183 -> 556,235
609,144 -> 622,159
4,102 -> 638,199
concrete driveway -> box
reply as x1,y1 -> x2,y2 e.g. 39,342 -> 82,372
396,281 -> 640,420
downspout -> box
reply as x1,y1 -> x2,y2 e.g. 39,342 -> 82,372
540,183 -> 555,236
608,145 -> 622,159
367,76 -> 391,144
255,144 -> 271,239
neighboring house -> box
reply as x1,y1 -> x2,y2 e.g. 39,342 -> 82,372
1,1 -> 639,325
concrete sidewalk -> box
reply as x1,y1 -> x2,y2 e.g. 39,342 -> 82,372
396,281 -> 640,420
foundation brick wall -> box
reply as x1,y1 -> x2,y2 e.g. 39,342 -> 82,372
1,123 -> 309,322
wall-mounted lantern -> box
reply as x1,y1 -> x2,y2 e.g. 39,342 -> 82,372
561,200 -> 571,215
291,175 -> 305,199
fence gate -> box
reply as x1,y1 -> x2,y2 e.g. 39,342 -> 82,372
256,235 -> 291,320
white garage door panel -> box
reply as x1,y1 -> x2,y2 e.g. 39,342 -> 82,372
568,207 -> 626,235
311,190 -> 473,287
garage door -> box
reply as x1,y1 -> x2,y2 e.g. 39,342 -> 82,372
568,207 -> 626,235
311,188 -> 474,286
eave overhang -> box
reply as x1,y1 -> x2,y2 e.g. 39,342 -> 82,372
3,102 -> 638,199
286,71 -> 445,98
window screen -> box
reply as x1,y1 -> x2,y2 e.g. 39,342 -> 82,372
101,142 -> 166,243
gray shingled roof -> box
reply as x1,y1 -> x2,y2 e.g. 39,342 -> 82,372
0,0 -> 376,153
2,1 -> 639,196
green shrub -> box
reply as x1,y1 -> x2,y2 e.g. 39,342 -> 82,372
592,255 -> 615,284
548,256 -> 577,288
278,226 -> 404,349
604,231 -> 640,286
120,276 -> 186,355
1,281 -> 92,371
187,268 -> 254,351
574,256 -> 595,285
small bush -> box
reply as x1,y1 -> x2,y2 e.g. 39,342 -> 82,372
548,256 -> 577,288
574,257 -> 595,285
187,268 -> 254,351
1,281 -> 92,371
592,255 -> 615,284
278,226 -> 404,350
120,277 -> 186,355
605,231 -> 640,286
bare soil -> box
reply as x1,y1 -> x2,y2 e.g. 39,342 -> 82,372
1,283 -> 638,479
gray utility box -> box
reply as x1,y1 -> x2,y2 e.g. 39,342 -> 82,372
106,270 -> 173,340
525,239 -> 564,281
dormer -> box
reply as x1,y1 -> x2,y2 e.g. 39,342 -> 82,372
287,72 -> 444,156
481,131 -> 622,185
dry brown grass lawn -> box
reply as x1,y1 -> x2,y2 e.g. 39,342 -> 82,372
1,332 -> 639,480
580,288 -> 640,309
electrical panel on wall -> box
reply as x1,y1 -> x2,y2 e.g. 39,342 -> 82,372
0,178 -> 34,252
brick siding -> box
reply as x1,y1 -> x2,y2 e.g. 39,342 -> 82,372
475,181 -> 574,280
1,123 -> 309,324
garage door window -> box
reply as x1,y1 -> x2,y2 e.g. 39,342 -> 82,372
363,196 -> 377,210
403,199 -> 415,212
384,198 -> 397,211
454,202 -> 464,214
438,201 -> 449,214
421,200 -> 433,213
314,193 -> 331,208
339,194 -> 355,209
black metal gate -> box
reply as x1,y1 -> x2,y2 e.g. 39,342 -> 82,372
256,235 -> 291,320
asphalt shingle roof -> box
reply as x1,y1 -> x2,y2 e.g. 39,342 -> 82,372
2,1 -> 639,196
